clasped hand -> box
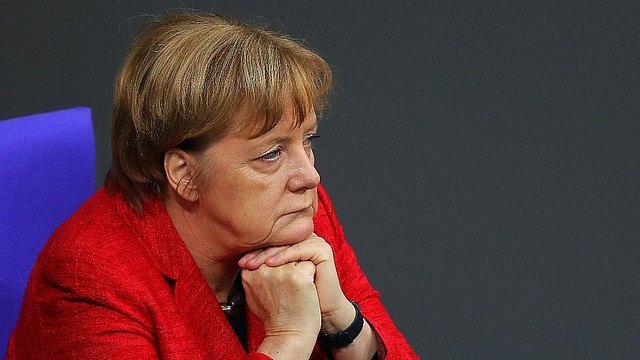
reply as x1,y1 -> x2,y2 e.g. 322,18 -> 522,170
238,233 -> 355,343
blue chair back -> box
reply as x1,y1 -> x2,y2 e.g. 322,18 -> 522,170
0,107 -> 95,355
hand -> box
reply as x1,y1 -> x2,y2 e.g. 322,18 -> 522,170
242,261 -> 321,358
239,234 -> 355,334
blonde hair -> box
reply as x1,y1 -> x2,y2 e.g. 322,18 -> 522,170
105,12 -> 332,213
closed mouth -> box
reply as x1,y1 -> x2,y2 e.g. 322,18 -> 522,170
287,204 -> 313,215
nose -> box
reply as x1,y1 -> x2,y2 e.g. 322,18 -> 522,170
287,146 -> 320,192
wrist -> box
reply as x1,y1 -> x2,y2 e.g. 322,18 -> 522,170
319,301 -> 364,349
320,298 -> 356,334
259,331 -> 317,360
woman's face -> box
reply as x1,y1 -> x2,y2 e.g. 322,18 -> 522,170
195,108 -> 320,255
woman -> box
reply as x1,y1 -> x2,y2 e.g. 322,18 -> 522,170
7,12 -> 418,359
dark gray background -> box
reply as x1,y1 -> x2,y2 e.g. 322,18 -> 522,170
2,1 -> 639,358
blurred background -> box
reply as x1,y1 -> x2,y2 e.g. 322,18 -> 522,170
2,1 -> 639,358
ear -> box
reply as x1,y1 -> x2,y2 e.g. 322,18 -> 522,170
164,148 -> 199,202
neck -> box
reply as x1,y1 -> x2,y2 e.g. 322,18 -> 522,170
189,247 -> 240,303
162,190 -> 241,303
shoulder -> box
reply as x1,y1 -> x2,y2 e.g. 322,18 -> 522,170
35,189 -> 159,297
313,184 -> 339,240
316,183 -> 335,216
43,189 -> 145,263
313,184 -> 351,254
315,184 -> 342,227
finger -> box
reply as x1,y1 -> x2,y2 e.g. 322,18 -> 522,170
264,238 -> 332,267
239,246 -> 289,270
237,248 -> 264,268
294,260 -> 317,279
243,261 -> 317,286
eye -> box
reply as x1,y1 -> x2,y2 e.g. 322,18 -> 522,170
260,147 -> 282,161
303,134 -> 319,148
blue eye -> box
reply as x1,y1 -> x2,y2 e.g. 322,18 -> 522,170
261,147 -> 282,161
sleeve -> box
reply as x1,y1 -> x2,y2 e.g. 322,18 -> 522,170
314,185 -> 420,360
7,246 -> 163,360
7,233 -> 277,360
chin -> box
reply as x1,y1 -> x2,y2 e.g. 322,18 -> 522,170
270,217 -> 315,246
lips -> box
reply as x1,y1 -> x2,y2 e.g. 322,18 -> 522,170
286,203 -> 313,215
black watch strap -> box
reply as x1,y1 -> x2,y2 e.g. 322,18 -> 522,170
318,301 -> 364,348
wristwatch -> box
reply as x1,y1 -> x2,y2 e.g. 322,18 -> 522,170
318,301 -> 364,348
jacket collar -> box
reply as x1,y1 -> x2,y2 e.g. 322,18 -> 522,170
111,190 -> 258,356
112,190 -> 189,281
109,187 -> 330,356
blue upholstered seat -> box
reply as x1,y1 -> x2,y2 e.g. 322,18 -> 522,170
0,107 -> 95,355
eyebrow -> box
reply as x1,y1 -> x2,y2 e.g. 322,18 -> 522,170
257,121 -> 318,147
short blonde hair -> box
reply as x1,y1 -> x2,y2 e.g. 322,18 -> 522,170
105,12 -> 332,213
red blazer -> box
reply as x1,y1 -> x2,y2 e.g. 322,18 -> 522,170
7,185 -> 418,359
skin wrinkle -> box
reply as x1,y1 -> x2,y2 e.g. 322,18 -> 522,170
172,107 -> 319,258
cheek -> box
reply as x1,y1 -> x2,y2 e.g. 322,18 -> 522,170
250,190 -> 285,223
249,173 -> 288,205
233,179 -> 284,221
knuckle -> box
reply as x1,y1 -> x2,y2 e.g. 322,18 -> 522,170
319,241 -> 333,256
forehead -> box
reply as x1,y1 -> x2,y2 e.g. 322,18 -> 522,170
229,102 -> 317,140
208,110 -> 316,159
